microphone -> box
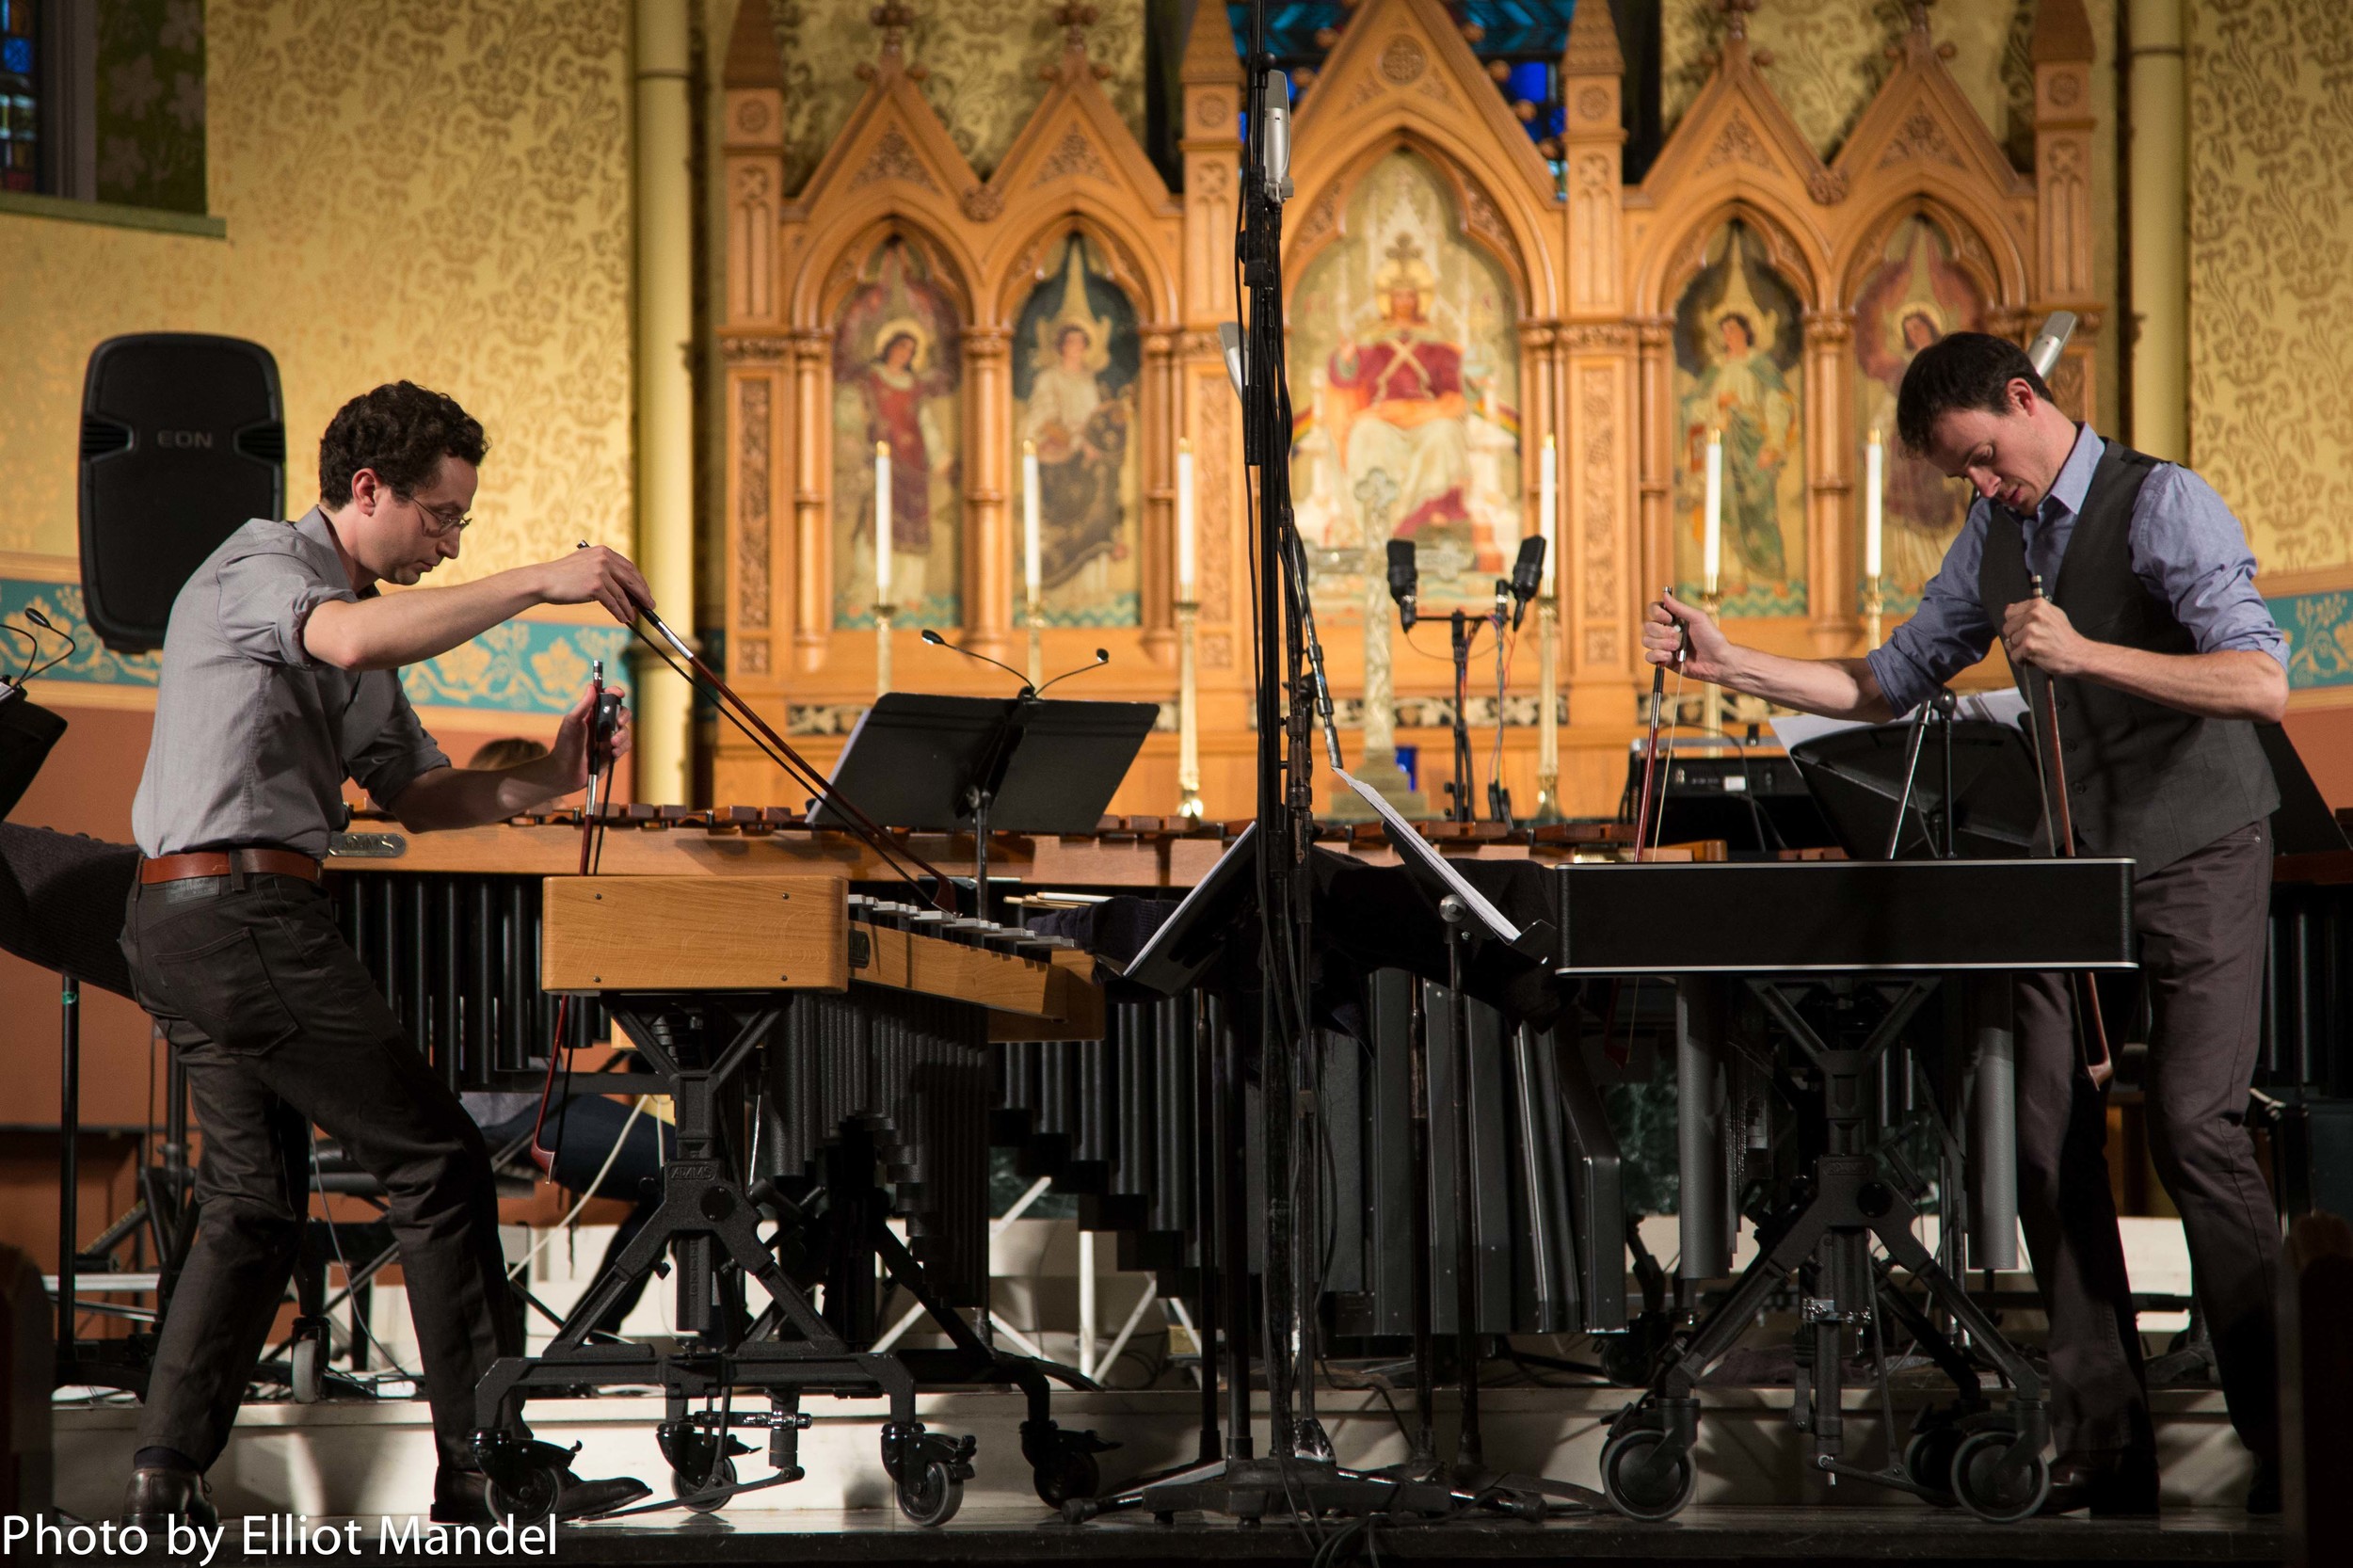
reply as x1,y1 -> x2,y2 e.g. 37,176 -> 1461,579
1217,321 -> 1247,403
1252,70 -> 1293,201
920,628 -> 1034,696
1385,538 -> 1419,630
2025,311 -> 2077,379
1034,648 -> 1112,697
1507,534 -> 1546,631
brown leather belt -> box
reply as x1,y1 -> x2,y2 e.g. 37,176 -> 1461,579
139,849 -> 322,886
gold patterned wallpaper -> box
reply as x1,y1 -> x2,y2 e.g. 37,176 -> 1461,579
1659,0 -> 2120,427
765,0 -> 1145,195
2187,0 -> 2353,577
0,0 -> 635,582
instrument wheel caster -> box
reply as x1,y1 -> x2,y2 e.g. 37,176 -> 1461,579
1904,1426 -> 1964,1504
1032,1444 -> 1101,1508
1599,1428 -> 1695,1522
895,1457 -> 965,1528
290,1336 -> 324,1405
671,1457 -> 737,1514
487,1461 -> 564,1529
1948,1432 -> 2049,1524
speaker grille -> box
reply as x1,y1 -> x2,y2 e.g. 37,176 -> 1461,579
79,418 -> 132,460
235,424 -> 286,463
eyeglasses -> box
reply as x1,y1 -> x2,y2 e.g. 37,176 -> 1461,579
404,493 -> 472,537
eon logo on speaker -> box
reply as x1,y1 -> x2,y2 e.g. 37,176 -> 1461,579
154,429 -> 216,448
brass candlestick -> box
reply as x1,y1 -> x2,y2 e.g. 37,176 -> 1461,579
1698,587 -> 1724,740
1533,594 -> 1561,822
1175,597 -> 1203,822
1863,573 -> 1885,649
873,601 -> 897,696
1026,599 -> 1045,689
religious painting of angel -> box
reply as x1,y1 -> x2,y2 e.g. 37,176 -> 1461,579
1011,234 -> 1143,626
1286,149 -> 1519,607
1854,217 -> 1987,606
831,236 -> 963,629
1672,222 -> 1807,616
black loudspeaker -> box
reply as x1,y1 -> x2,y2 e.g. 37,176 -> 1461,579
78,333 -> 284,653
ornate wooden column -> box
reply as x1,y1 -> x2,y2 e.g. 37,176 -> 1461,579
1177,0 -> 1243,716
1803,308 -> 1854,657
1560,0 -> 1637,723
720,2 -> 788,689
963,325 -> 1014,663
2031,0 -> 2101,424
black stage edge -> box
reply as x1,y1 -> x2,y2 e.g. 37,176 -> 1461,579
78,1507 -> 2286,1567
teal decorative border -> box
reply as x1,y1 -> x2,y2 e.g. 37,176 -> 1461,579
0,582 -> 162,686
0,576 -> 626,715
2270,592 -> 2353,691
400,619 -> 632,715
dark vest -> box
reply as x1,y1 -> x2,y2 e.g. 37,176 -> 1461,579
1978,439 -> 2277,876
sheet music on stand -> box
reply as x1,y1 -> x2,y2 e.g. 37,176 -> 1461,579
1331,769 -> 1525,947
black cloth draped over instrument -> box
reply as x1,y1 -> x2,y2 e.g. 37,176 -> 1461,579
0,821 -> 140,998
1024,850 -> 1564,1032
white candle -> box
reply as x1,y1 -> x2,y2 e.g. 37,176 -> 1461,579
1865,427 -> 1884,581
1022,438 -> 1042,606
1538,433 -> 1557,598
873,440 -> 892,600
1703,427 -> 1722,596
1176,437 -> 1196,600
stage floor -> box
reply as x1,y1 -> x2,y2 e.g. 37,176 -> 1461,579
62,1504 -> 2288,1567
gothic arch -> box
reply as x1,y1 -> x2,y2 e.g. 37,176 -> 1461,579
1834,193 -> 2028,311
1285,132 -> 1540,316
1641,199 -> 1826,322
988,208 -> 1170,328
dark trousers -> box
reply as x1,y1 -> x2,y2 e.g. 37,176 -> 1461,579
121,872 -> 522,1471
2014,820 -> 2280,1462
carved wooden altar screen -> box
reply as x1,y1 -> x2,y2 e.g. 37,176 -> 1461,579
717,0 -> 2100,819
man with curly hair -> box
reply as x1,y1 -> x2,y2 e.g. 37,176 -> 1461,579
119,381 -> 654,1530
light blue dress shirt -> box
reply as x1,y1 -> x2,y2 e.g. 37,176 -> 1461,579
1864,424 -> 2287,715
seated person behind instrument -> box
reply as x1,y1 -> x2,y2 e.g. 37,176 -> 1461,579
462,737 -> 666,1338
120,381 -> 654,1533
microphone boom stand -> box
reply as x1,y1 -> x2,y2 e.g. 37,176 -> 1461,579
1073,0 -> 1502,1526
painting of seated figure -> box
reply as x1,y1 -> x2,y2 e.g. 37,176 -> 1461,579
1013,233 -> 1143,627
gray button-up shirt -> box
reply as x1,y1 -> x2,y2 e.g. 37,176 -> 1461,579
1864,424 -> 2287,715
131,509 -> 449,859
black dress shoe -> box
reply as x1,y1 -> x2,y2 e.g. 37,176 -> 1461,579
123,1466 -> 219,1533
2040,1448 -> 2160,1517
2246,1458 -> 2281,1515
432,1460 -> 651,1524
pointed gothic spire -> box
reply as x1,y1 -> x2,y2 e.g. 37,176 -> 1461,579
2030,0 -> 2095,63
1181,0 -> 1243,87
1564,0 -> 1625,77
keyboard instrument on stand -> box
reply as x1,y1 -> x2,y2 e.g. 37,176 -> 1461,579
1542,856 -> 2136,1523
444,872 -> 1110,1527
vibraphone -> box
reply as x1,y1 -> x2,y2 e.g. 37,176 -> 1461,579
322,808 -> 1641,1338
446,872 -> 1111,1526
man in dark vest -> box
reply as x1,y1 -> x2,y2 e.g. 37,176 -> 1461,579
1640,331 -> 2286,1516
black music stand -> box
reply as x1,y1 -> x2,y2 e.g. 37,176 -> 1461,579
812,694 -> 1156,920
1790,718 -> 2044,860
1333,771 -> 1595,1509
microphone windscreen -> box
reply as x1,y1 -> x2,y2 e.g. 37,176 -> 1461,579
1385,538 -> 1417,601
1511,535 -> 1545,600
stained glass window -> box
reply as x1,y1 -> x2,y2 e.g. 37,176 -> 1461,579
0,0 -> 35,193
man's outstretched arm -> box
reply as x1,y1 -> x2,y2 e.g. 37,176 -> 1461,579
1641,590 -> 1901,723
